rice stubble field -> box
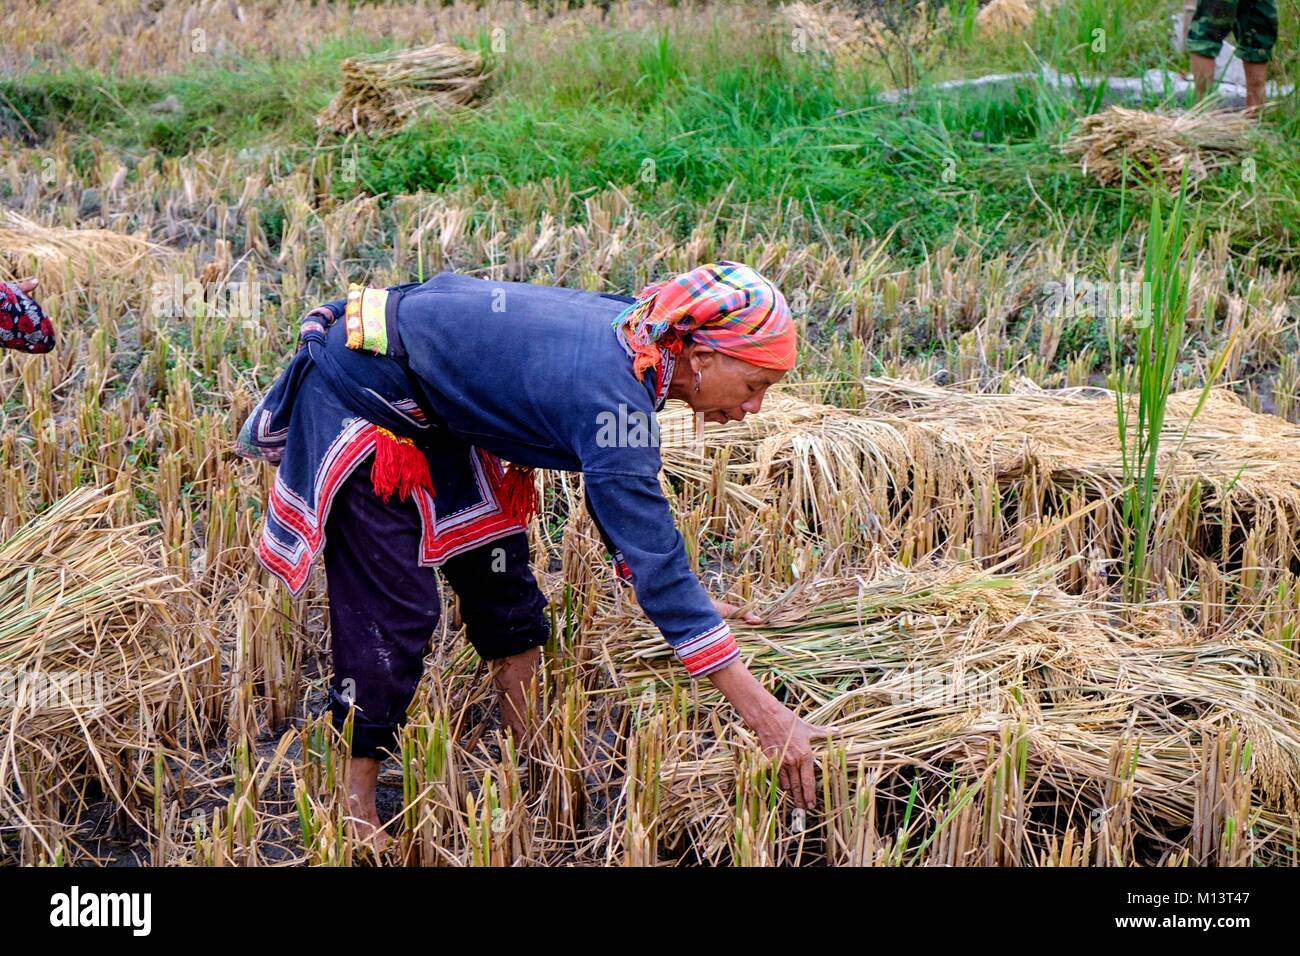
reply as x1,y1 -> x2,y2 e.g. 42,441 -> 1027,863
1,0 -> 1299,867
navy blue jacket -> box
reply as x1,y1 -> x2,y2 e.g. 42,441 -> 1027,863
243,272 -> 738,678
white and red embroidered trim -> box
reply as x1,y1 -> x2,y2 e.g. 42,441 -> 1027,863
258,418 -> 380,594
256,420 -> 526,594
675,621 -> 739,677
413,448 -> 525,565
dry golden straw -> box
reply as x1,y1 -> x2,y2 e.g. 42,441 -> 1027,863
0,209 -> 163,293
597,560 -> 1300,865
777,2 -> 870,65
658,379 -> 1300,583
0,487 -> 214,862
318,43 -> 488,136
0,2 -> 1295,865
1062,104 -> 1253,190
975,0 -> 1051,36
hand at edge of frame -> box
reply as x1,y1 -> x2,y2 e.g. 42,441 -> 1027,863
711,595 -> 763,625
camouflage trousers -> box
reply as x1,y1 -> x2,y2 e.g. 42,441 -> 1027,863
1187,0 -> 1278,63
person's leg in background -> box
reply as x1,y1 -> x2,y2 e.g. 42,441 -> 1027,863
1179,0 -> 1200,46
1186,0 -> 1276,112
1242,60 -> 1268,111
1234,0 -> 1277,112
1186,0 -> 1237,99
440,531 -> 550,748
322,460 -> 444,852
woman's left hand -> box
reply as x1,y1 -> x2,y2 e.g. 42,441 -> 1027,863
712,596 -> 763,625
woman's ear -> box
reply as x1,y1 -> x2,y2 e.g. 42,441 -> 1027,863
689,346 -> 717,372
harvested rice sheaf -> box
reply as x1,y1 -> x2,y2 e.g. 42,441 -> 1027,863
0,209 -> 163,300
0,488 -> 216,864
600,560 -> 1300,865
1062,105 -> 1252,190
777,1 -> 870,66
657,380 -> 1300,581
317,43 -> 489,136
975,0 -> 1048,36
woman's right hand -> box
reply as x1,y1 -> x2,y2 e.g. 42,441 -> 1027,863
748,701 -> 830,810
708,659 -> 831,810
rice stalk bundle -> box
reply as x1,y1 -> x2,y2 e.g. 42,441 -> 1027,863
856,378 -> 1300,491
975,0 -> 1049,36
659,379 -> 1300,583
658,390 -> 980,569
1062,105 -> 1252,190
0,486 -> 213,864
777,2 -> 870,66
0,209 -> 163,297
860,377 -> 1300,577
599,561 -> 1300,864
318,43 -> 488,136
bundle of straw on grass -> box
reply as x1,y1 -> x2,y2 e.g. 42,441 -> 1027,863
975,0 -> 1049,36
0,487 -> 215,864
1062,104 -> 1252,190
600,560 -> 1300,865
318,43 -> 488,136
777,2 -> 870,66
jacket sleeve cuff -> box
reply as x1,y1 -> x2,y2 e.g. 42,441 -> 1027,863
674,622 -> 739,678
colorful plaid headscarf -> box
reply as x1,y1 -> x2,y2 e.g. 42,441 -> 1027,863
613,261 -> 795,378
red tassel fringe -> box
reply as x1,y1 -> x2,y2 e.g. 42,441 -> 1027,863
371,427 -> 435,503
494,461 -> 538,525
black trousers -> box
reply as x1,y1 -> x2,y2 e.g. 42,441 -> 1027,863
321,457 -> 550,758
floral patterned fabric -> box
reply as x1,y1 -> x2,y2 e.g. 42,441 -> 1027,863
0,282 -> 55,353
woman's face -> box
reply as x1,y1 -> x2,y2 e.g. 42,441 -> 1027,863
685,347 -> 786,424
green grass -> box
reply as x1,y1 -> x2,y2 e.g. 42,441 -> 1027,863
0,35 -> 380,153
1,2 -> 1296,269
347,54 -> 1145,260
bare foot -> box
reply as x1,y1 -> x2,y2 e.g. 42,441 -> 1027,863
348,811 -> 392,857
491,646 -> 542,748
344,756 -> 390,857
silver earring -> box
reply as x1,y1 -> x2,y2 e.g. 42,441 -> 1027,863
693,370 -> 702,393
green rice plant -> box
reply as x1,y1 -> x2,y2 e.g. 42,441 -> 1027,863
910,774 -> 981,865
731,749 -> 782,867
1108,172 -> 1200,601
821,742 -> 879,865
981,723 -> 1029,865
620,714 -> 668,866
1191,728 -> 1257,866
399,707 -> 463,865
293,716 -> 357,866
466,762 -> 527,866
